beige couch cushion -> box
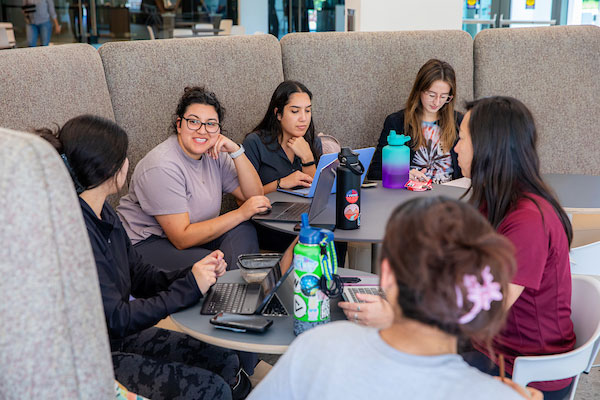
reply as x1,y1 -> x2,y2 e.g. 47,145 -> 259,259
0,44 -> 115,131
0,128 -> 114,399
474,25 -> 600,174
99,35 -> 284,176
281,31 -> 474,150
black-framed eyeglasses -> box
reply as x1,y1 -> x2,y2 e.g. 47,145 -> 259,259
181,117 -> 221,134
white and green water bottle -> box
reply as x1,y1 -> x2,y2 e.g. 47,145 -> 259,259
293,213 -> 338,336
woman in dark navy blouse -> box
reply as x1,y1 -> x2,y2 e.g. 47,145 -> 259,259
243,80 -> 323,194
35,115 -> 250,400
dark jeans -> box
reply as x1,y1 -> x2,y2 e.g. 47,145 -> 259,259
112,327 -> 238,400
462,350 -> 573,400
134,221 -> 259,272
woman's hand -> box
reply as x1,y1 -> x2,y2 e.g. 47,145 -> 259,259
286,136 -> 313,163
191,250 -> 227,294
495,377 -> 543,399
239,195 -> 271,219
409,168 -> 428,182
338,293 -> 395,329
208,134 -> 239,160
279,170 -> 313,189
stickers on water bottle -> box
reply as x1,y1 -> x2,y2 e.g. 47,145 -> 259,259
294,295 -> 307,318
344,204 -> 359,221
345,189 -> 359,204
300,274 -> 320,297
321,298 -> 330,319
292,254 -> 319,273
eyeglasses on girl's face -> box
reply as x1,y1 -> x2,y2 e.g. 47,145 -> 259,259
423,90 -> 453,104
181,117 -> 221,134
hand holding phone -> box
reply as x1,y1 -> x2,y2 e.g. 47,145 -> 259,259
210,313 -> 273,333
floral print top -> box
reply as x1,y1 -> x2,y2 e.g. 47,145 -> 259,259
411,121 -> 454,183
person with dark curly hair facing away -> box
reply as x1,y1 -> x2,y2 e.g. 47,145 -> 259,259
455,96 -> 575,400
118,86 -> 269,273
249,196 -> 540,400
35,114 -> 249,400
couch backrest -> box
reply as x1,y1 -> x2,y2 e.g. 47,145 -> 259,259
280,30 -> 474,151
98,35 -> 285,178
474,25 -> 600,175
0,44 -> 115,131
0,127 -> 114,399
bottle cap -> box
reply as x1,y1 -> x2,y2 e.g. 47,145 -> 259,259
387,130 -> 411,146
298,213 -> 322,244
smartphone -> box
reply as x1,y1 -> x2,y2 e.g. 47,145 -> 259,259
361,179 -> 378,188
210,312 -> 273,333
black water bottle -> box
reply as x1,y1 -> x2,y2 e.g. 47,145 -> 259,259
336,147 -> 364,230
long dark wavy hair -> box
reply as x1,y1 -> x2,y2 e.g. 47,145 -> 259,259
248,80 -> 319,159
381,196 -> 515,349
464,96 -> 572,246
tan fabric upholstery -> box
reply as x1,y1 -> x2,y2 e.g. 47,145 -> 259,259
0,44 -> 115,131
281,31 -> 474,150
99,35 -> 284,177
474,25 -> 600,174
0,128 -> 114,399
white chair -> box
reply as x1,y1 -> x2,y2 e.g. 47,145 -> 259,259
218,18 -> 233,35
511,275 -> 600,400
230,24 -> 246,35
0,22 -> 16,49
570,241 -> 600,372
570,241 -> 600,276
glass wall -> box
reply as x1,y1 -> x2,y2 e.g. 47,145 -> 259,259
268,0 -> 344,38
0,0 -> 237,45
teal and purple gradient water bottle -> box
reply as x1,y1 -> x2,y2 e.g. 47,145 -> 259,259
382,130 -> 411,189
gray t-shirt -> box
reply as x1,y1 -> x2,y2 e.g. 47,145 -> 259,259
248,321 -> 523,400
117,135 -> 239,244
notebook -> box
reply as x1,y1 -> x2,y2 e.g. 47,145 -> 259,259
200,257 -> 293,316
341,276 -> 383,304
277,147 -> 375,198
253,159 -> 338,223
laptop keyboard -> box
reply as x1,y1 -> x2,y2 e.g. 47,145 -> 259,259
278,203 -> 309,220
345,287 -> 382,303
202,283 -> 247,315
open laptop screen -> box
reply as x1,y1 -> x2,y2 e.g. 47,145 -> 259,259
255,259 -> 294,313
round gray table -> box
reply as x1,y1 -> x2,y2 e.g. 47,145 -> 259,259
256,174 -> 600,242
258,183 -> 468,243
170,268 -> 377,354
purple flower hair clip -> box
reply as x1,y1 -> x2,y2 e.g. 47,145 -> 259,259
455,266 -> 503,325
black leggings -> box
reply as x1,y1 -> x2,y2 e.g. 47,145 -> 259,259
112,327 -> 238,400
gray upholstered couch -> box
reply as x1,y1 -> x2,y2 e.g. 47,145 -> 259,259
0,26 -> 598,396
0,25 -> 599,182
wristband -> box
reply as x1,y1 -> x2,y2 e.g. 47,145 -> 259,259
301,160 -> 315,167
229,144 -> 245,159
276,178 -> 282,189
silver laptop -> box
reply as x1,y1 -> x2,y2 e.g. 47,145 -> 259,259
253,159 -> 339,223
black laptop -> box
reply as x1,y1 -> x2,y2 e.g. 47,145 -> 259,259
253,159 -> 339,223
200,258 -> 293,316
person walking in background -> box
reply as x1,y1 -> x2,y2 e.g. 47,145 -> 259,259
22,0 -> 61,46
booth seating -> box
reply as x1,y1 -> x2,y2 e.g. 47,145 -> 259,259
0,127 -> 115,398
0,25 -> 599,396
0,26 -> 598,192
